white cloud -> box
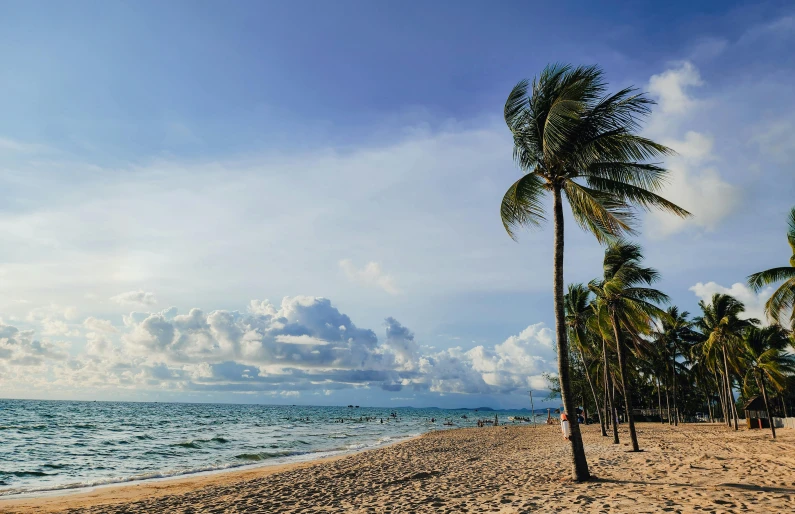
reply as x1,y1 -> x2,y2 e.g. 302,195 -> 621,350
689,281 -> 773,323
339,259 -> 400,294
83,317 -> 118,333
648,62 -> 703,115
1,295 -> 557,399
274,335 -> 330,346
110,290 -> 158,308
644,62 -> 741,237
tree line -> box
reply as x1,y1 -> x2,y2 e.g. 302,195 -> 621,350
499,63 -> 795,481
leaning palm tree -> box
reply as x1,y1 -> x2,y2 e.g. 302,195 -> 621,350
748,206 -> 795,330
500,64 -> 690,480
695,294 -> 758,431
565,284 -> 606,437
740,325 -> 795,438
589,241 -> 668,451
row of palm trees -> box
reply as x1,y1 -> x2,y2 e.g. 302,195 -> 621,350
564,244 -> 795,447
498,63 -> 795,481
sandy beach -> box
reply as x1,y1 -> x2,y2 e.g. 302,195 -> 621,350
3,423 -> 794,513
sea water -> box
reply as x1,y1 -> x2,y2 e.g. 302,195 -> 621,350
0,399 -> 538,497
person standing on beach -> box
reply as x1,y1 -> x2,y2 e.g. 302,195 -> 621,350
561,412 -> 571,441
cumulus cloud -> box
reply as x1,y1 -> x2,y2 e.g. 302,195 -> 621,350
111,290 -> 157,307
1,296 -> 559,399
339,259 -> 399,294
0,324 -> 68,368
83,317 -> 117,333
644,62 -> 741,237
689,281 -> 773,323
648,61 -> 703,116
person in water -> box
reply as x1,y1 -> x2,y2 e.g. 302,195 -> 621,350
560,412 -> 571,441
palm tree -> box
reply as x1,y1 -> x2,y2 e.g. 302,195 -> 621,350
695,294 -> 758,431
565,284 -> 606,437
589,300 -> 621,444
499,64 -> 690,480
748,206 -> 795,330
740,325 -> 795,438
589,241 -> 668,451
651,307 -> 698,426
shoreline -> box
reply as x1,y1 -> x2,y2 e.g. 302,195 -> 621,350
0,431 -> 423,508
3,423 -> 794,513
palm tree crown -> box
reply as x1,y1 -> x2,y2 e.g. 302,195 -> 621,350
500,64 -> 690,241
748,206 -> 795,329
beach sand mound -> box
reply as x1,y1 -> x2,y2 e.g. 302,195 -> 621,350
4,423 -> 794,513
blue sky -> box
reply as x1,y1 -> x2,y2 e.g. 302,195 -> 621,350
0,1 -> 793,408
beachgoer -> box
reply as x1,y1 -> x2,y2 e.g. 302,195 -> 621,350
560,412 -> 571,440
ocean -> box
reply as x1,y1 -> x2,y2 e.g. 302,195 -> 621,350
0,399 -> 542,497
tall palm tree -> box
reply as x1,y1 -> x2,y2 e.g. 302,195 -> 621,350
499,64 -> 690,480
740,325 -> 795,438
651,306 -> 698,426
589,241 -> 668,451
565,283 -> 606,437
748,206 -> 795,330
695,294 -> 758,431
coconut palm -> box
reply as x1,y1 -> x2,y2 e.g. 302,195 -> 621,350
565,284 -> 606,437
588,300 -> 621,444
740,325 -> 795,438
748,207 -> 795,329
695,294 -> 758,431
499,64 -> 690,480
589,241 -> 668,451
651,307 -> 698,426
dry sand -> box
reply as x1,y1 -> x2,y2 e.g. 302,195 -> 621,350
2,423 -> 794,513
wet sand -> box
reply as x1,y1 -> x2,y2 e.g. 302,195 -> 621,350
3,423 -> 794,513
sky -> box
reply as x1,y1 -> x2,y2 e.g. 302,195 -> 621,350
0,0 -> 793,409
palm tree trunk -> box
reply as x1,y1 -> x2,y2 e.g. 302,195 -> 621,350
656,376 -> 663,424
579,347 -> 606,437
672,353 -> 679,426
665,378 -> 671,424
602,338 -> 619,444
757,371 -> 776,439
703,386 -> 714,423
722,345 -> 739,431
552,186 -> 590,481
780,395 -> 788,418
714,370 -> 726,424
611,312 -> 640,452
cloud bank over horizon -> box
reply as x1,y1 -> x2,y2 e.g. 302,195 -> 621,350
0,295 -> 557,405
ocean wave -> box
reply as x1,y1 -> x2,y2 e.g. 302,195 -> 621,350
171,436 -> 231,449
0,471 -> 53,478
234,450 -> 303,461
0,462 -> 251,497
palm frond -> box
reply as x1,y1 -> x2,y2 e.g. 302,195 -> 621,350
563,181 -> 634,243
500,172 -> 547,240
747,267 -> 795,291
584,176 -> 691,218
